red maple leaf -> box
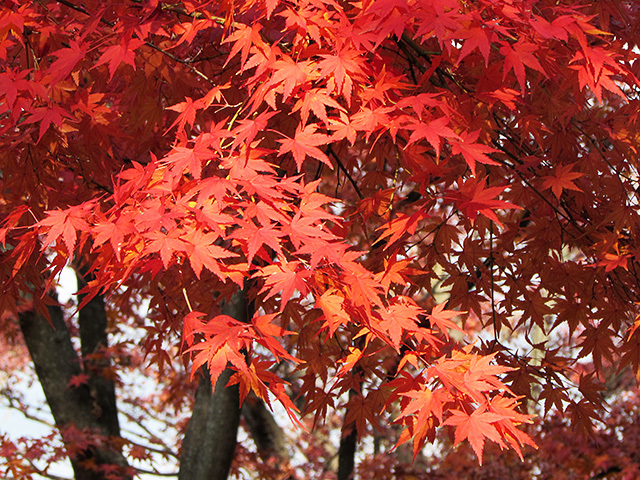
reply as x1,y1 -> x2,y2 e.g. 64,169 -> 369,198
230,222 -> 284,265
375,211 -> 429,248
569,46 -> 627,103
594,253 -> 630,272
264,0 -> 280,18
450,130 -> 500,175
23,104 -> 73,142
187,314 -> 253,386
530,14 -> 570,41
277,124 -> 332,170
172,18 -> 216,47
446,177 -> 522,226
68,373 -> 90,388
92,216 -> 135,259
400,386 -> 437,419
456,27 -> 493,65
47,40 -> 87,86
230,110 -> 276,151
337,346 -> 363,377
270,57 -> 316,100
317,289 -> 351,336
166,97 -> 204,133
161,136 -> 217,180
328,111 -> 357,144
93,38 -> 144,81
406,116 -> 458,157
252,313 -> 296,362
184,228 -> 237,279
378,297 -> 423,350
500,40 -> 548,93
223,23 -> 265,68
144,229 -> 189,269
0,68 -> 29,109
259,260 -> 310,311
343,393 -> 378,436
377,256 -> 413,294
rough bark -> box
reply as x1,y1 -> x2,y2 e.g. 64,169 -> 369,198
19,301 -> 131,480
178,368 -> 240,480
178,289 -> 249,480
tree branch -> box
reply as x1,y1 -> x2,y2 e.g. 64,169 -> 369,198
242,395 -> 297,479
327,145 -> 364,200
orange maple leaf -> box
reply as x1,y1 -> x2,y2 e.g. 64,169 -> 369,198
542,163 -> 584,199
317,289 -> 351,336
38,204 -> 93,254
443,406 -> 508,465
317,47 -> 363,99
427,302 -> 465,340
277,124 -> 332,170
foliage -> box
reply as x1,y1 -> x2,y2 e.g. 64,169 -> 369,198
1,0 -> 640,478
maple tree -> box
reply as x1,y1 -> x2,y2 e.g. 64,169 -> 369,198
2,0 -> 640,479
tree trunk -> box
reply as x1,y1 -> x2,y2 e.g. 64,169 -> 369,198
337,391 -> 358,480
337,425 -> 357,480
178,368 -> 241,480
241,395 -> 288,462
76,269 -> 121,438
19,301 -> 131,480
178,289 -> 249,480
242,395 -> 296,479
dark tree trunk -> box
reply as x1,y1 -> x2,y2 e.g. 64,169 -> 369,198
337,426 -> 357,480
337,391 -> 358,480
178,289 -> 250,480
178,368 -> 241,480
19,300 -> 131,480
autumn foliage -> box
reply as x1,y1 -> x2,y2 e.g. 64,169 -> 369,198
2,0 -> 640,478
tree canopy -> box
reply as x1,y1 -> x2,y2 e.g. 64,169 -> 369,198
2,0 -> 640,479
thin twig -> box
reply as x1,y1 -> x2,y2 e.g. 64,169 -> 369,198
119,409 -> 179,459
489,220 -> 498,346
326,145 -> 363,199
24,458 -> 72,480
133,465 -> 180,477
